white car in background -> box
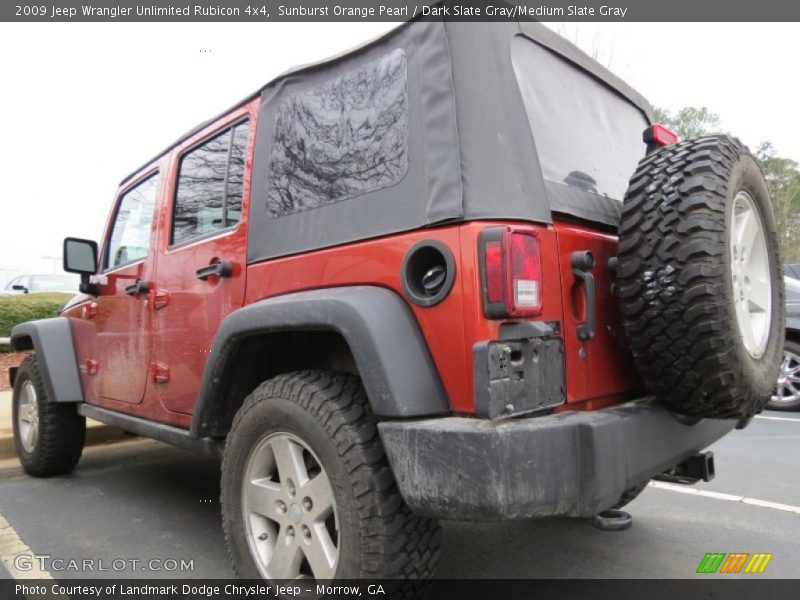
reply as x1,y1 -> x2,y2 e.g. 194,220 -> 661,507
1,274 -> 79,295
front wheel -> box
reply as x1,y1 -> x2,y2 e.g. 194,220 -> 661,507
221,371 -> 441,588
12,355 -> 85,477
768,339 -> 800,411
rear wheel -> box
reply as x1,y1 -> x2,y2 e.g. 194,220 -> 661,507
618,136 -> 785,419
12,355 -> 85,477
221,371 -> 441,588
241,430 -> 340,579
768,340 -> 800,411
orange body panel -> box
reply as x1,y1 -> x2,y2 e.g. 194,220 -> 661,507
552,222 -> 640,408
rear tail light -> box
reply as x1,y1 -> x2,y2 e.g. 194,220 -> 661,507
480,226 -> 542,318
643,123 -> 679,149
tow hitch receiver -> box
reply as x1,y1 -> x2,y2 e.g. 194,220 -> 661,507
654,452 -> 715,485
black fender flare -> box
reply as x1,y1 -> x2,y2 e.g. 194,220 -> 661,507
10,318 -> 83,403
191,286 -> 450,438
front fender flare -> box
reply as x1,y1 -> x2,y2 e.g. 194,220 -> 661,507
10,318 -> 83,403
191,286 -> 450,438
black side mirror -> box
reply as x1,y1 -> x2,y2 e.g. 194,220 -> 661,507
63,237 -> 100,295
12,284 -> 28,294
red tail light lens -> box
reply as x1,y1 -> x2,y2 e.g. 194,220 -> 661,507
484,240 -> 504,303
480,226 -> 543,318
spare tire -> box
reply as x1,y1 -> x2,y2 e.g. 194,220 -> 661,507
618,135 -> 785,419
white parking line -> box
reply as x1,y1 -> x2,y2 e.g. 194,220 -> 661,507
754,415 -> 800,423
0,512 -> 53,579
649,481 -> 800,515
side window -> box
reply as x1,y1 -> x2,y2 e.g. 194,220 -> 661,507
172,120 -> 250,245
225,124 -> 249,225
266,49 -> 409,217
106,173 -> 160,269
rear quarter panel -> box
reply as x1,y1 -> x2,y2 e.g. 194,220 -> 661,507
244,221 -> 565,414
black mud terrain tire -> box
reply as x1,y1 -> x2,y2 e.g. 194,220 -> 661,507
618,136 -> 784,419
12,355 -> 86,476
221,370 -> 441,590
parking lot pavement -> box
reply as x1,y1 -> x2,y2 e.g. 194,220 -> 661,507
0,412 -> 797,580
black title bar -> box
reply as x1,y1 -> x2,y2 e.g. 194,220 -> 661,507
3,579 -> 800,600
4,0 -> 800,22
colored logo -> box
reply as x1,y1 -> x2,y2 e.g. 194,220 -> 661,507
696,552 -> 773,574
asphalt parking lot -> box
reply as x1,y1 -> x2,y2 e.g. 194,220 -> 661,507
0,411 -> 797,580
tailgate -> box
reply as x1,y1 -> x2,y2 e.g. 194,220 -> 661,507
554,221 -> 639,406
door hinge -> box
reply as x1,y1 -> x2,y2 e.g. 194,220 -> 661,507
150,362 -> 170,384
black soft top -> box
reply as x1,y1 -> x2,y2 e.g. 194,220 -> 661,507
123,18 -> 654,262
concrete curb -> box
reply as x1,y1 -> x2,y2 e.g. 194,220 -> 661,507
0,390 -> 134,460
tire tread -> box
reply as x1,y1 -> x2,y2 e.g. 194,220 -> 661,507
14,355 -> 85,477
618,135 -> 780,418
221,370 -> 441,591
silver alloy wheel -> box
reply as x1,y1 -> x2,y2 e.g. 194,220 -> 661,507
730,190 -> 772,358
17,380 -> 39,453
772,348 -> 800,405
242,432 -> 339,580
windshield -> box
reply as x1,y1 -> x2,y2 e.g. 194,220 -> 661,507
511,35 -> 648,202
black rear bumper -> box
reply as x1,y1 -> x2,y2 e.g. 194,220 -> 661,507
378,398 -> 736,520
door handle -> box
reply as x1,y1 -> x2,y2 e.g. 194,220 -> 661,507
196,261 -> 233,281
571,251 -> 596,342
124,280 -> 150,296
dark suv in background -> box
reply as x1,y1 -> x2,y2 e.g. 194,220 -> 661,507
784,263 -> 800,280
770,264 -> 800,410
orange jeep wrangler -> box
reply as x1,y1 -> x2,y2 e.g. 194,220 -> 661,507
9,19 -> 784,586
